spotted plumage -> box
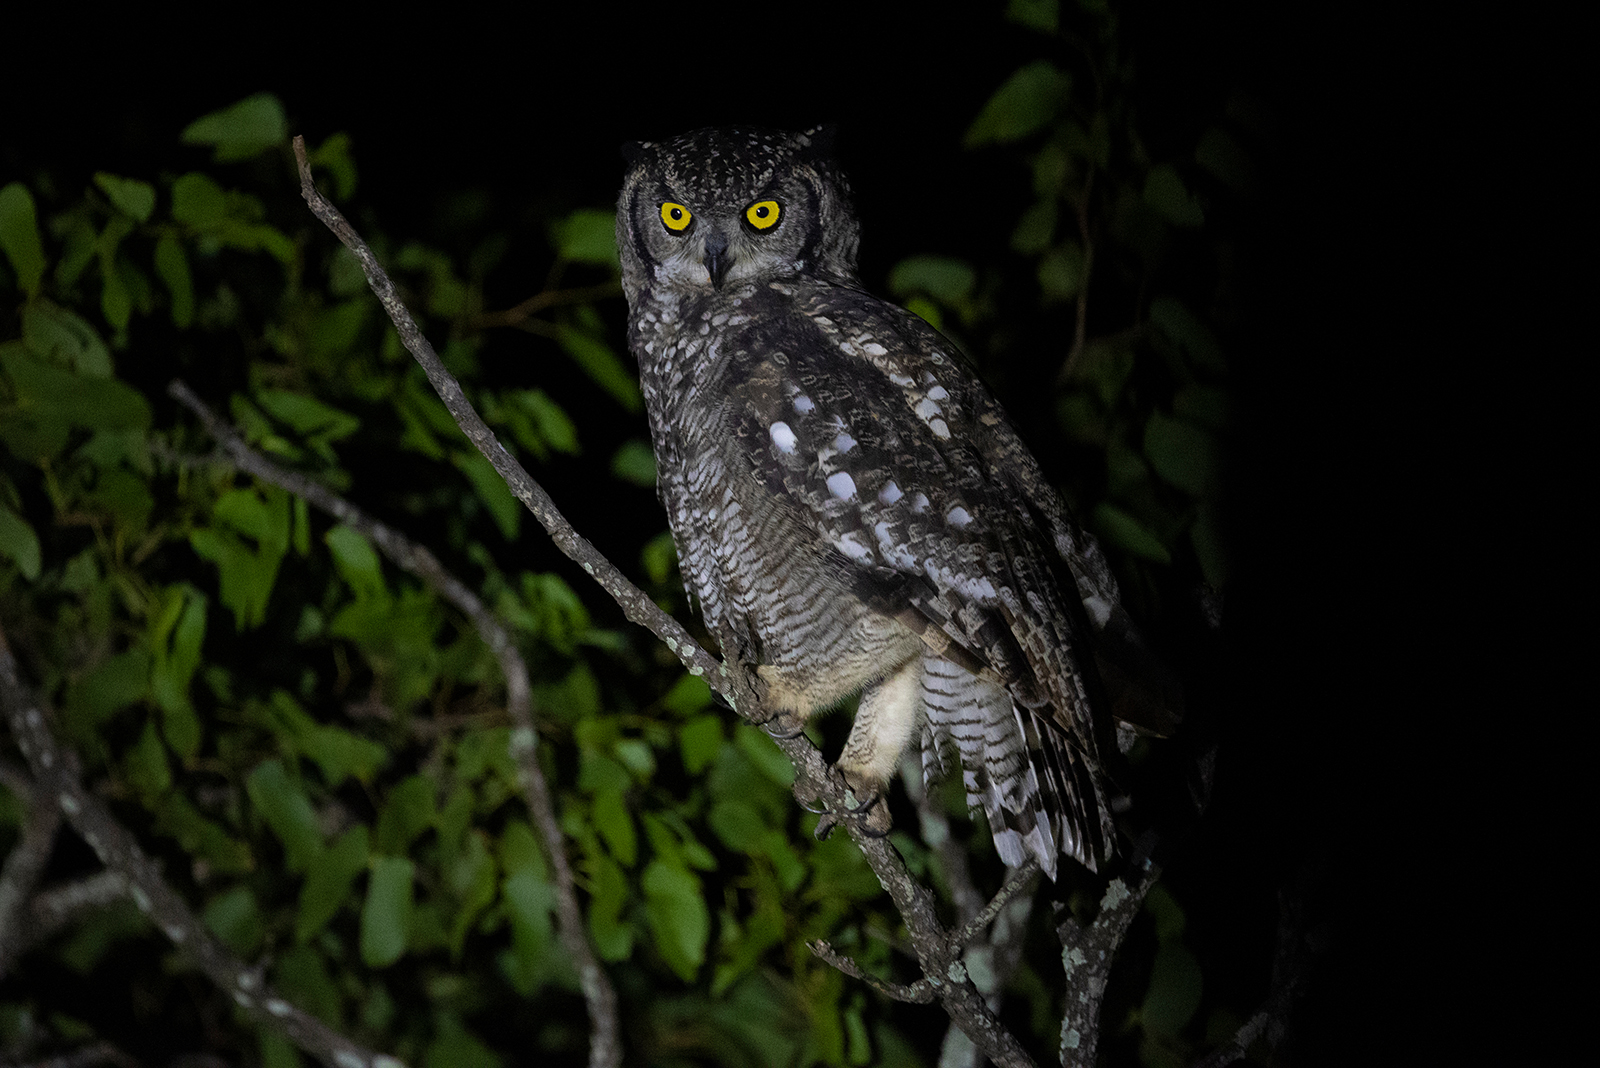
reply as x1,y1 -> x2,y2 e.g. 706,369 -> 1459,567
616,126 -> 1159,878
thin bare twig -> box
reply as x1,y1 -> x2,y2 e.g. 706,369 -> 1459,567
0,627 -> 407,1068
293,135 -> 1038,1068
6,1039 -> 141,1068
472,282 -> 623,331
168,377 -> 622,1068
807,939 -> 937,1004
0,770 -> 60,978
27,870 -> 129,942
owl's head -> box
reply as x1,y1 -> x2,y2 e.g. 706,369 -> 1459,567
615,126 -> 861,299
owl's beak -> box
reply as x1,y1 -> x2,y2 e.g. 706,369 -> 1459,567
703,231 -> 732,289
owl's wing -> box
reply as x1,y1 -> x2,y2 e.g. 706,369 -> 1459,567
719,286 -> 1109,745
716,285 -> 1125,870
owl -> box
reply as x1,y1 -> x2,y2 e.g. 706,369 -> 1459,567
616,126 -> 1162,878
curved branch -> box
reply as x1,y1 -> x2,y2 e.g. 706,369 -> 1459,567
294,135 -> 1037,1068
0,766 -> 60,979
0,629 -> 407,1068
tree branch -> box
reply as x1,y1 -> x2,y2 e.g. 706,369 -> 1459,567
0,627 -> 408,1068
293,135 -> 1038,1068
1056,860 -> 1162,1067
167,378 -> 623,1068
0,766 -> 60,979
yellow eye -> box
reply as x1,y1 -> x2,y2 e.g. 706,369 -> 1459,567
660,202 -> 692,232
745,200 -> 782,231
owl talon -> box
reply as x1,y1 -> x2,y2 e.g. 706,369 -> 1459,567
811,786 -> 892,840
760,712 -> 808,740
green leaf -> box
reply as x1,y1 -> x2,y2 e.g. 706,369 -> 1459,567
375,774 -> 437,856
153,234 -> 194,327
1091,502 -> 1172,564
708,798 -> 766,852
1007,0 -> 1059,33
610,439 -> 657,486
302,724 -> 388,787
661,672 -> 713,717
180,93 -> 288,162
445,834 -> 498,956
256,388 -> 361,443
152,793 -> 253,874
0,182 -> 47,296
553,208 -> 620,266
324,525 -> 386,599
273,944 -> 343,1029
735,727 -> 796,788
189,525 -> 282,631
171,173 -> 227,229
500,866 -> 556,990
453,449 -> 521,540
1143,164 -> 1205,228
20,300 -> 112,376
887,255 -> 975,304
64,642 -> 150,725
586,852 -> 634,961
124,719 -> 172,798
678,716 -> 724,775
297,825 -> 370,942
592,786 -> 637,865
424,1014 -> 505,1068
1009,199 -> 1057,255
93,173 -> 156,223
643,860 -> 709,982
1036,241 -> 1085,302
1143,410 -> 1221,498
511,389 -> 579,456
965,61 -> 1071,146
308,132 -> 359,200
555,325 -> 642,412
150,587 -> 206,758
640,530 -> 677,585
203,885 -> 263,957
1141,942 -> 1203,1036
360,855 -> 415,967
247,759 -> 323,872
0,505 -> 41,580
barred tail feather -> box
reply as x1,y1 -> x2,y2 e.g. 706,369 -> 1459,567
919,654 -> 1114,880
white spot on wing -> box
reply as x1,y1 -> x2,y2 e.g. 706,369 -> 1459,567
910,492 -> 930,513
837,532 -> 873,561
915,397 -> 941,420
929,418 -> 951,439
1084,595 -> 1112,628
793,393 -> 815,413
946,506 -> 972,528
833,431 -> 857,453
826,471 -> 857,500
770,421 -> 797,453
878,480 -> 903,505
863,341 -> 888,356
926,384 -> 949,401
